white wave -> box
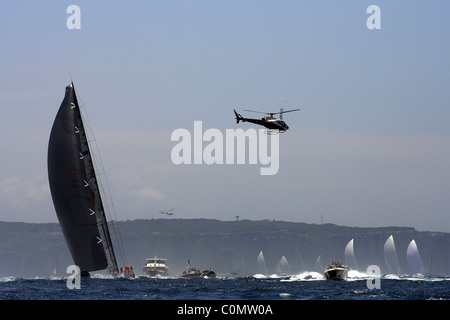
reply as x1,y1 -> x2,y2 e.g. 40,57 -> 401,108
345,270 -> 438,282
282,271 -> 324,282
399,273 -> 425,281
347,270 -> 372,280
402,274 -> 447,282
137,274 -> 173,280
0,276 -> 15,282
91,273 -> 114,279
279,293 -> 292,298
252,273 -> 290,279
381,273 -> 449,282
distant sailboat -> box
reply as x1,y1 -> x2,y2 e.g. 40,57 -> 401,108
315,255 -> 323,272
257,251 -> 267,275
406,239 -> 425,274
384,235 -> 401,274
48,82 -> 124,277
344,239 -> 359,270
275,256 -> 290,275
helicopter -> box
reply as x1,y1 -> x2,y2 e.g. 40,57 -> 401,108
160,208 -> 174,216
233,108 -> 300,133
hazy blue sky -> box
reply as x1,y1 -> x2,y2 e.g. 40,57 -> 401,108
1,1 -> 449,232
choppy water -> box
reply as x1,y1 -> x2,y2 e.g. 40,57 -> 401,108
2,271 -> 448,318
1,271 -> 449,301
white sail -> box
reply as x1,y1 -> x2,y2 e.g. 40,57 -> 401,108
275,256 -> 290,275
315,254 -> 323,272
344,239 -> 359,270
257,251 -> 267,275
406,239 -> 425,274
384,235 -> 401,274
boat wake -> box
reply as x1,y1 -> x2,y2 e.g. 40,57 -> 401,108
284,271 -> 324,281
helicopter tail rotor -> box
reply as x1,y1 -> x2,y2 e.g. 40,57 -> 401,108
234,109 -> 243,124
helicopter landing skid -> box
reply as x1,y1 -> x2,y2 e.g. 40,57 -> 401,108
264,129 -> 282,135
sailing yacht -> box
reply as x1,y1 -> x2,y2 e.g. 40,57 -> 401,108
384,235 -> 401,274
48,82 -> 128,278
406,239 -> 425,274
344,239 -> 359,271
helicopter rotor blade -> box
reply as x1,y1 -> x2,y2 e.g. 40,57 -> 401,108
278,108 -> 300,114
242,108 -> 300,115
243,109 -> 271,115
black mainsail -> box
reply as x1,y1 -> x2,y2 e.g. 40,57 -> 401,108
48,83 -> 119,276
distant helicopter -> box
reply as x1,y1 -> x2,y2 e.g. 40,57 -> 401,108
233,108 -> 300,133
160,208 -> 174,216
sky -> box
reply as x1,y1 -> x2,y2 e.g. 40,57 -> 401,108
0,1 -> 449,232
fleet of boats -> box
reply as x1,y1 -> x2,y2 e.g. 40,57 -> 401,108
138,236 -> 426,280
141,257 -> 217,278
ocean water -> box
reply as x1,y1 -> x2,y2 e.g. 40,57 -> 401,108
1,272 -> 448,318
1,271 -> 449,301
